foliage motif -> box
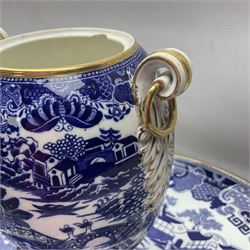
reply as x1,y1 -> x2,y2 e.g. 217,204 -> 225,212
0,122 -> 150,249
20,95 -> 103,132
178,208 -> 222,230
0,187 -> 33,228
1,49 -> 145,133
99,128 -> 121,149
137,159 -> 249,250
44,134 -> 87,160
0,48 -> 153,249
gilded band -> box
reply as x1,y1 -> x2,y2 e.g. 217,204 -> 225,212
176,154 -> 250,185
0,41 -> 138,78
160,49 -> 192,92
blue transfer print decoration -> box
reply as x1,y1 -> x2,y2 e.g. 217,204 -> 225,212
0,48 -> 155,249
0,48 -> 145,133
136,157 -> 250,250
0,124 -> 150,249
1,156 -> 249,250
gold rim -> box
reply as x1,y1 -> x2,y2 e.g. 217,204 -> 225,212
161,49 -> 192,92
175,154 -> 250,185
0,31 -> 138,78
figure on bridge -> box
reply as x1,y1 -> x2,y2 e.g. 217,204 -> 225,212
74,219 -> 93,234
59,225 -> 75,240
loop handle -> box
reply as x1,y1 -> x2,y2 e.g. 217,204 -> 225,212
132,48 -> 192,137
141,82 -> 177,137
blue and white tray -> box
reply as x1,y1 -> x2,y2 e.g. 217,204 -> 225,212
1,155 -> 249,250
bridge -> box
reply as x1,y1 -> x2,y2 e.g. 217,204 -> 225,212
55,222 -> 128,249
0,220 -> 58,247
77,149 -> 115,171
1,218 -> 130,249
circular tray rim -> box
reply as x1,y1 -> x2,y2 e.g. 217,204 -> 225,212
175,153 -> 249,185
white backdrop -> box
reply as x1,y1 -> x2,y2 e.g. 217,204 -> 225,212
0,0 -> 249,179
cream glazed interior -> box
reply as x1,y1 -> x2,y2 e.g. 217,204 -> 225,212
0,27 -> 136,69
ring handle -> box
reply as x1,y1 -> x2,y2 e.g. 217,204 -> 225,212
141,82 -> 177,137
0,28 -> 8,40
132,48 -> 192,137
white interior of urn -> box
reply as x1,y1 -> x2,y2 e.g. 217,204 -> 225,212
0,28 -> 135,69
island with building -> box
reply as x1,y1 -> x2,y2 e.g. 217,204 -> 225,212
1,127 -> 139,197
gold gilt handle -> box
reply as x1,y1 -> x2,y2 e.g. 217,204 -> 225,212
132,48 -> 192,137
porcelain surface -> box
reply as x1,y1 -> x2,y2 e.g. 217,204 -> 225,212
0,27 -> 194,249
1,47 -> 173,249
136,156 -> 250,250
2,155 -> 249,250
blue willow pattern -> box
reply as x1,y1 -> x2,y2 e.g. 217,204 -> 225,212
137,158 -> 250,250
0,49 -> 144,132
0,48 -> 157,249
1,157 -> 249,250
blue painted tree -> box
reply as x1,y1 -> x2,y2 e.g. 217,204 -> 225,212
178,208 -> 222,230
1,125 -> 37,185
0,187 -> 33,228
0,125 -> 19,161
94,172 -> 147,221
99,128 -> 121,149
5,136 -> 39,189
44,134 -> 87,160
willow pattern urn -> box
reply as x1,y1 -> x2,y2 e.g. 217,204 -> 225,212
0,28 -> 192,249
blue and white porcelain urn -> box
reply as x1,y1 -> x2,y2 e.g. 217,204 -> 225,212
0,28 -> 192,249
